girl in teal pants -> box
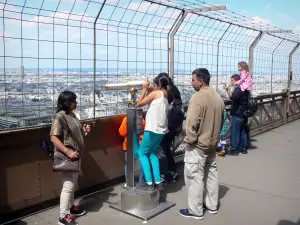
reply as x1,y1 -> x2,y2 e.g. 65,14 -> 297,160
136,75 -> 169,190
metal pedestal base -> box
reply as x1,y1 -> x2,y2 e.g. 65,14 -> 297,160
110,187 -> 175,221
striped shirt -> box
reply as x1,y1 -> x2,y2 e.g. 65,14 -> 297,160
220,109 -> 227,136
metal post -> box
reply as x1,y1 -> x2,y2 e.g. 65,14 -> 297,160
287,43 -> 300,117
249,31 -> 263,79
167,11 -> 183,76
216,24 -> 231,90
271,40 -> 284,93
169,10 -> 187,80
93,0 -> 107,127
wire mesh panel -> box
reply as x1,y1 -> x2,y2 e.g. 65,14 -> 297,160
0,0 -> 300,131
174,14 -> 227,104
252,34 -> 284,95
291,48 -> 300,91
94,0 -> 180,116
271,40 -> 298,94
0,0 -> 104,129
217,26 -> 259,96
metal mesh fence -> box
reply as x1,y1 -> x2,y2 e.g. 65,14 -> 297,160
0,0 -> 299,131
292,47 -> 300,91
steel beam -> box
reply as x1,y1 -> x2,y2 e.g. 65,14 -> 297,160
266,30 -> 292,33
216,24 -> 231,89
249,31 -> 263,79
93,0 -> 107,126
287,43 -> 300,116
270,40 -> 284,93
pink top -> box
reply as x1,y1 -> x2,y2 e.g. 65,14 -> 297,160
237,70 -> 252,91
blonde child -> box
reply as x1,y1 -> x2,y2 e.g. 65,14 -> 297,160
237,61 -> 252,98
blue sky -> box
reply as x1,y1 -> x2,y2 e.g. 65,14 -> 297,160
209,0 -> 300,34
0,0 -> 299,70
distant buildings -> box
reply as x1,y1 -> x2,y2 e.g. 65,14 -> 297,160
17,65 -> 24,82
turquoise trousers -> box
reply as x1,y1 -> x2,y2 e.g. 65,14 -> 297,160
138,131 -> 164,183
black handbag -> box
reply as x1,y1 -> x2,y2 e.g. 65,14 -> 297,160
52,114 -> 80,173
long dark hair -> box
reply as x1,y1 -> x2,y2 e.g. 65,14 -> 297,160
153,74 -> 169,90
56,91 -> 77,114
157,72 -> 181,103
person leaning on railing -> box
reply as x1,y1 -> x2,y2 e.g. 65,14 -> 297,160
50,91 -> 91,225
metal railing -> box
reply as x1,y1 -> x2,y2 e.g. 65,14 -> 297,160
0,0 -> 300,131
172,90 -> 300,156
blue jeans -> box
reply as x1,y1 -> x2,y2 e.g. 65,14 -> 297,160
230,116 -> 248,151
139,131 -> 164,183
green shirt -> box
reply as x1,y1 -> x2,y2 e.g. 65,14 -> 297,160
220,109 -> 227,136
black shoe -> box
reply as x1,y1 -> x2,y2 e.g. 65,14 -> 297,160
240,149 -> 248,154
70,205 -> 86,217
155,182 -> 165,191
228,150 -> 239,156
58,214 -> 78,225
136,182 -> 155,191
169,171 -> 178,181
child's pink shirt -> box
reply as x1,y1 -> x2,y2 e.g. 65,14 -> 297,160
237,70 -> 252,91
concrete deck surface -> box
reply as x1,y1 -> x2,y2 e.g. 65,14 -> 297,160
9,120 -> 300,225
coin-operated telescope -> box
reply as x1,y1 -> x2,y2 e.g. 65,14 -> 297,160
105,80 -> 175,221
105,80 -> 146,187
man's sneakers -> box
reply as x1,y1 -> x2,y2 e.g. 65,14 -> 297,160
179,209 -> 204,220
70,205 -> 86,217
58,214 -> 78,225
203,205 -> 218,214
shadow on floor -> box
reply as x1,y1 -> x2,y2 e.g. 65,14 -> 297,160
248,145 -> 258,150
160,164 -> 230,205
78,187 -> 118,213
277,219 -> 300,225
8,220 -> 28,225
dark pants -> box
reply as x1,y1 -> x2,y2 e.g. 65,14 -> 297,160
160,135 -> 176,173
244,116 -> 250,142
244,90 -> 250,143
230,116 -> 248,151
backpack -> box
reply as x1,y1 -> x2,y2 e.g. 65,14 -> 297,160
156,146 -> 169,175
244,96 -> 258,117
167,99 -> 184,137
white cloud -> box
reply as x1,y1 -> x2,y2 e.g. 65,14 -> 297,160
162,10 -> 181,20
234,16 -> 272,29
22,11 -> 88,28
239,10 -> 250,17
4,31 -> 13,38
48,0 -> 84,3
127,2 -> 159,13
154,39 -> 168,44
294,25 -> 300,34
252,16 -> 271,25
266,4 -> 271,10
277,13 -> 298,23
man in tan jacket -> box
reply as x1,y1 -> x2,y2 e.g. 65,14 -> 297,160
179,68 -> 225,220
